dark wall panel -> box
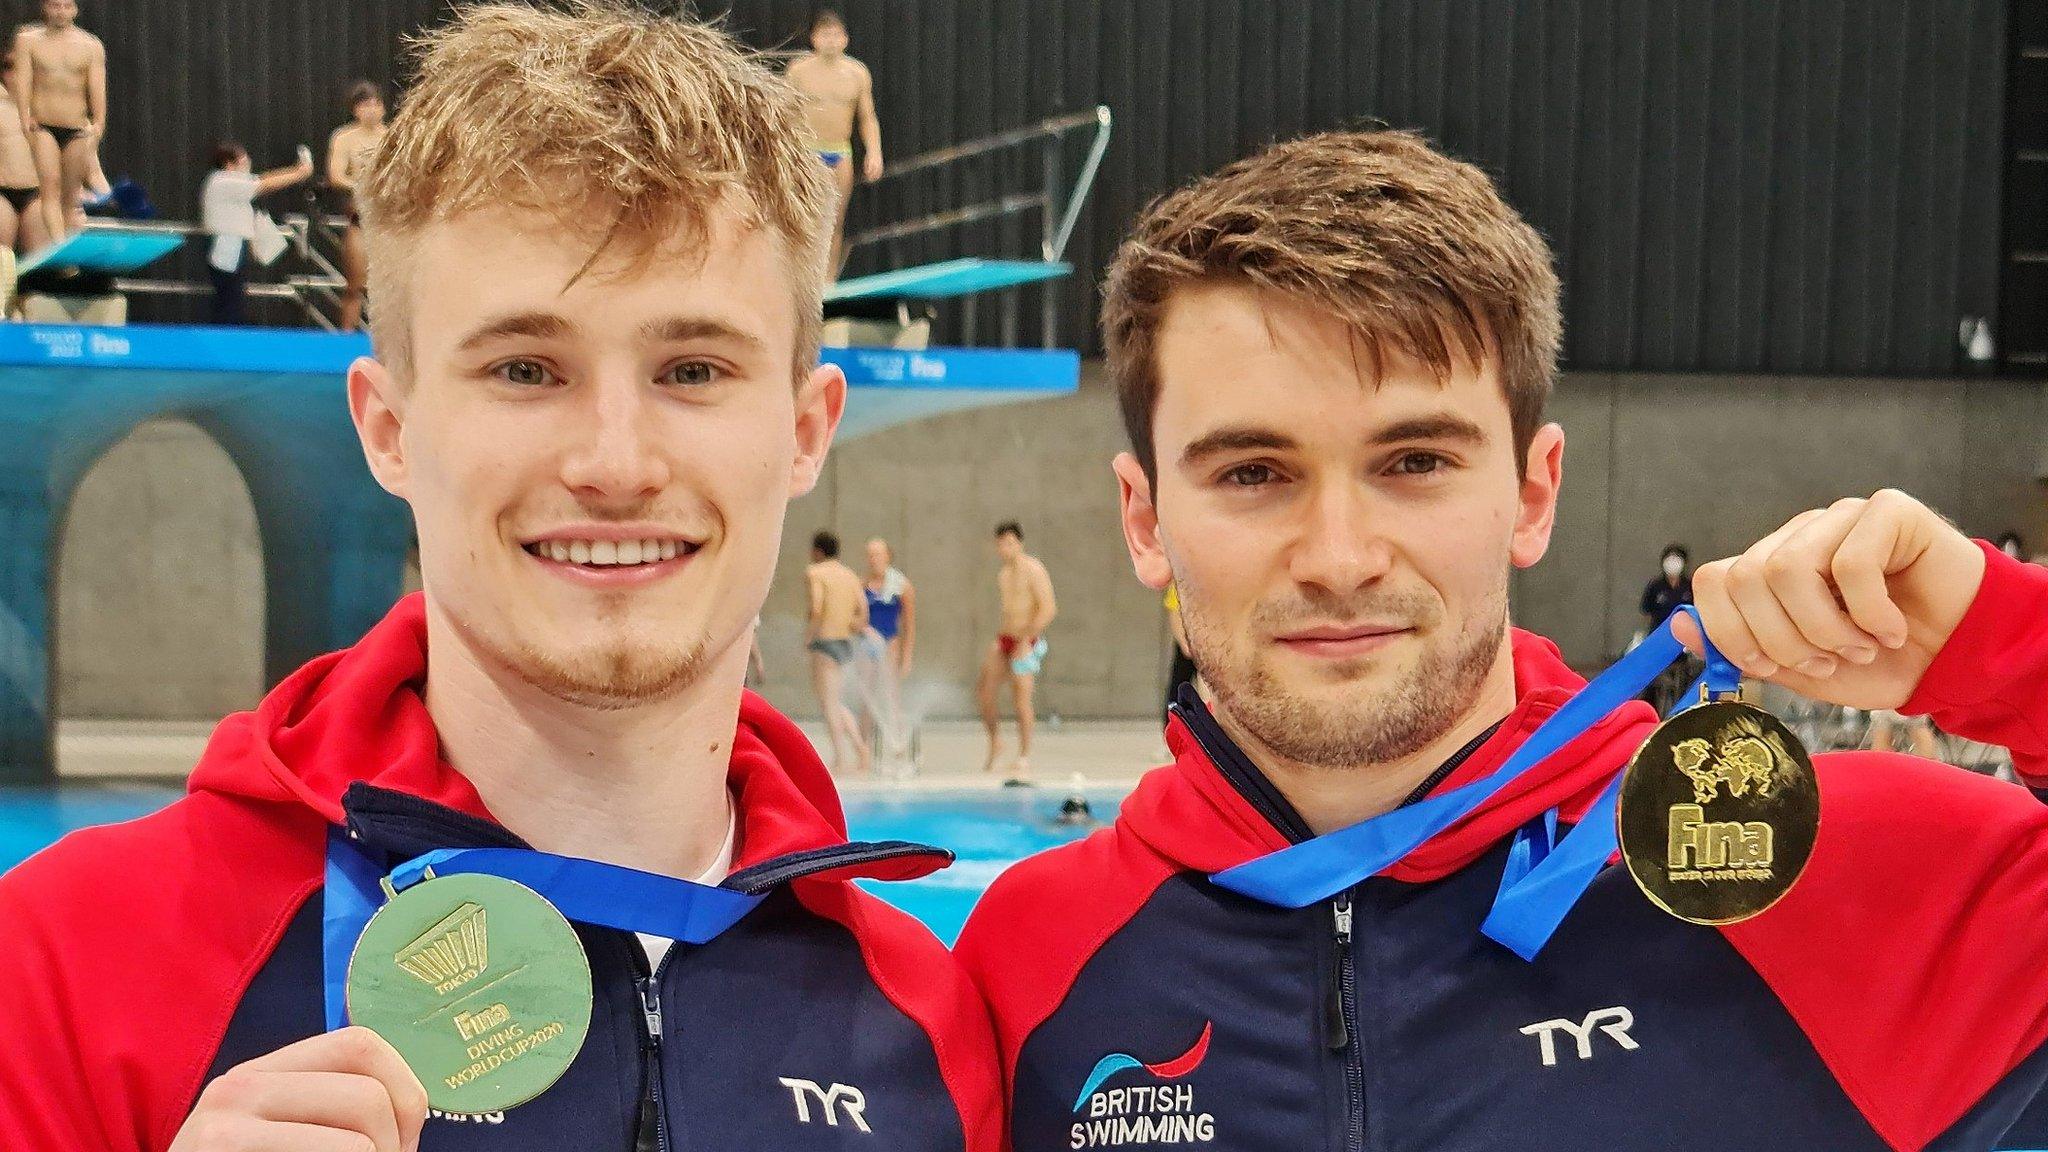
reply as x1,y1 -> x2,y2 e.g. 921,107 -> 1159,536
70,0 -> 2003,373
716,0 -> 2006,373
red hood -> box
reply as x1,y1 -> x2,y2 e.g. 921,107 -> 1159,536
1122,628 -> 1661,883
186,593 -> 898,874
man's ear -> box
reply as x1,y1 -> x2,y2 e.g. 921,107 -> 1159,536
1114,452 -> 1174,591
347,356 -> 410,499
790,362 -> 846,497
1511,423 -> 1565,569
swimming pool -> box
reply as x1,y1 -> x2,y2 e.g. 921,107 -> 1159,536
0,783 -> 1125,944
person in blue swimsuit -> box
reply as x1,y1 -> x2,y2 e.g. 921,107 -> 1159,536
861,537 -> 916,760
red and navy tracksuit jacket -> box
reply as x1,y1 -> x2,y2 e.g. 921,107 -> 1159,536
0,594 -> 1002,1152
958,541 -> 2048,1152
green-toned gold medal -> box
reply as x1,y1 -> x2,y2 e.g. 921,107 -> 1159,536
1616,692 -> 1820,925
346,873 -> 593,1115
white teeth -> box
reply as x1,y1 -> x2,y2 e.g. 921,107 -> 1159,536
535,539 -> 685,566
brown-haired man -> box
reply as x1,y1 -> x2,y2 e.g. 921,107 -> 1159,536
979,520 -> 1056,784
958,129 -> 2048,1150
0,5 -> 999,1150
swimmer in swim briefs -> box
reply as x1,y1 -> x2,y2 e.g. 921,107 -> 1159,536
979,521 -> 1056,783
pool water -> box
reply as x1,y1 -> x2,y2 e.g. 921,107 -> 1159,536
0,783 -> 1125,945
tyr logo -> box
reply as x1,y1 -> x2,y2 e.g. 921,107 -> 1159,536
778,1077 -> 873,1133
1518,1006 -> 1640,1067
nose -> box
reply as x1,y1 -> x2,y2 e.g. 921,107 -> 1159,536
557,371 -> 672,506
1287,479 -> 1394,597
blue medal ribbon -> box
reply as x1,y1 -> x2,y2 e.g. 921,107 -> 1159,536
1211,607 -> 1740,960
322,835 -> 766,1030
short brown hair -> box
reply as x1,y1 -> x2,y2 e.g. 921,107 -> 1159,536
359,1 -> 833,377
1102,129 -> 1560,483
342,79 -> 383,115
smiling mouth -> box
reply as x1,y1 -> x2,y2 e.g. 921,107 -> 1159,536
522,537 -> 699,569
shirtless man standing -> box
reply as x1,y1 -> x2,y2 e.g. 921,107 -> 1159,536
978,521 -> 1056,783
784,9 -> 881,277
325,80 -> 387,332
0,46 -> 46,256
10,0 -> 103,243
808,530 -> 872,774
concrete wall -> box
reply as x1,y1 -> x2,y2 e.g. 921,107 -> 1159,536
752,363 -> 1172,722
53,420 -> 265,719
47,372 -> 2048,721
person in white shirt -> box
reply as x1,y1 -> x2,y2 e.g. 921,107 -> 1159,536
198,140 -> 311,325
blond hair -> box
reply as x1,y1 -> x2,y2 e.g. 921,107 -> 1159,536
1101,129 -> 1561,482
359,1 -> 834,377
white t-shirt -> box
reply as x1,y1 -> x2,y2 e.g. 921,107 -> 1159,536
638,802 -> 738,970
200,169 -> 262,273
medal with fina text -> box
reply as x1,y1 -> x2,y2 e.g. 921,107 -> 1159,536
1617,681 -> 1821,924
346,870 -> 594,1115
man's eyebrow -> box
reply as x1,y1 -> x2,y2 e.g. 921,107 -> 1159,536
1368,414 -> 1489,445
639,316 -> 767,353
1179,427 -> 1299,467
455,311 -> 573,352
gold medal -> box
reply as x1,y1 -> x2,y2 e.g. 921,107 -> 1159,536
347,873 -> 593,1115
1616,694 -> 1820,925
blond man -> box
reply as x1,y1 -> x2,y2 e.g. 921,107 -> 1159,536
0,5 -> 998,1150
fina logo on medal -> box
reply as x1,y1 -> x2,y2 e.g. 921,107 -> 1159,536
1664,716 -> 1792,882
1069,1022 -> 1216,1147
394,901 -> 490,994
1618,696 -> 1820,926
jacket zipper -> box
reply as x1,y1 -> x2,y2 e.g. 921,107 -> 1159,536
1330,892 -> 1364,1152
638,967 -> 670,1152
625,931 -> 673,1152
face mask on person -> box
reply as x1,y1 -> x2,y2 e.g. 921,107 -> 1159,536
1663,556 -> 1685,579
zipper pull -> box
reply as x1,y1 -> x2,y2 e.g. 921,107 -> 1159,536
1326,895 -> 1352,1052
638,976 -> 663,1046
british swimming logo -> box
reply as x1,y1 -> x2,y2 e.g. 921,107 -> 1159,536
1069,1022 -> 1215,1147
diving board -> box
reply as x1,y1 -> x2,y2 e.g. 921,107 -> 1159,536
824,258 -> 1071,303
17,222 -> 187,277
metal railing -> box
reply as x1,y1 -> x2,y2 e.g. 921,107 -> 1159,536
26,102 -> 1119,346
95,213 -> 351,330
843,105 -> 1112,348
